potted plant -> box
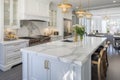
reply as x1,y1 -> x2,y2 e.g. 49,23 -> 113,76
73,24 -> 85,41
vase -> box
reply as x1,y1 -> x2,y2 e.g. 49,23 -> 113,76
80,35 -> 83,41
79,35 -> 83,46
74,33 -> 78,42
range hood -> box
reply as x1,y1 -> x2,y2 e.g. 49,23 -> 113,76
19,0 -> 50,22
20,15 -> 50,22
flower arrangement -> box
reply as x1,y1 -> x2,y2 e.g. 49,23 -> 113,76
73,24 -> 85,41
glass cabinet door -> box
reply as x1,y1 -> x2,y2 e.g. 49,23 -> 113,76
4,0 -> 10,26
13,0 -> 18,26
4,0 -> 19,28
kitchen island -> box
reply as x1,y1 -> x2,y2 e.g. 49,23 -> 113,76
21,37 -> 106,80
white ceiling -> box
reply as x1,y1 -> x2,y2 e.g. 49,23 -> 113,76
51,0 -> 120,10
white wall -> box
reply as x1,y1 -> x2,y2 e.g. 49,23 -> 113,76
0,0 -> 4,42
56,8 -> 64,36
90,7 -> 120,16
56,8 -> 73,37
91,16 -> 102,33
79,18 -> 91,34
90,7 -> 120,33
102,20 -> 107,33
63,10 -> 72,20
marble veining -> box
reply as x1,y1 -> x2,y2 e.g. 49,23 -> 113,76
21,36 -> 106,65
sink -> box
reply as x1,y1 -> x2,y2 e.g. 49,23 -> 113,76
62,40 -> 73,42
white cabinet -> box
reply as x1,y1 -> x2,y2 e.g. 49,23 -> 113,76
4,0 -> 19,29
0,39 -> 28,71
19,0 -> 50,21
50,60 -> 75,80
24,54 -> 50,80
22,52 -> 91,80
22,53 -> 77,80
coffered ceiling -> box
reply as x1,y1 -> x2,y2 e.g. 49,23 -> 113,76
51,0 -> 120,10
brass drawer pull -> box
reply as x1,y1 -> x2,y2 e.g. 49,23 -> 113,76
44,60 -> 49,70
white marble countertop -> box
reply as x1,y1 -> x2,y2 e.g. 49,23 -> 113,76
21,37 -> 106,65
0,39 -> 29,45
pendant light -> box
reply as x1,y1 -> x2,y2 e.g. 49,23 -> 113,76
86,0 -> 92,19
76,0 -> 86,18
58,0 -> 72,13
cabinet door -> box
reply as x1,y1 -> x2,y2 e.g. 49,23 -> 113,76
50,60 -> 75,80
4,0 -> 10,26
28,54 -> 50,80
81,57 -> 91,80
4,0 -> 19,28
13,0 -> 18,26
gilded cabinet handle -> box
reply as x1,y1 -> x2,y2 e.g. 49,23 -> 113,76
44,60 -> 49,70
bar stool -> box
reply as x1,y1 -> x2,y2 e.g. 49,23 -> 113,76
92,49 -> 107,80
92,46 -> 104,60
104,43 -> 109,66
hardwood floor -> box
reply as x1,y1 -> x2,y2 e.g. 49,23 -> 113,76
0,64 -> 22,80
107,55 -> 120,80
0,45 -> 119,80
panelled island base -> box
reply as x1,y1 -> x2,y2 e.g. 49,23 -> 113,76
21,37 -> 106,80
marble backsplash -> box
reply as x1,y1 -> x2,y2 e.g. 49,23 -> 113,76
17,20 -> 48,37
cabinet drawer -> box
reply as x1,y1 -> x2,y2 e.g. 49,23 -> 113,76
6,49 -> 21,57
6,52 -> 21,64
5,42 -> 28,51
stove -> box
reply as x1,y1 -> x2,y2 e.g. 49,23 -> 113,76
19,35 -> 51,46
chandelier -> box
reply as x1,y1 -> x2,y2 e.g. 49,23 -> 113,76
76,0 -> 93,19
75,0 -> 86,18
85,0 -> 93,19
86,12 -> 93,19
58,0 -> 72,13
103,16 -> 109,20
76,9 -> 86,18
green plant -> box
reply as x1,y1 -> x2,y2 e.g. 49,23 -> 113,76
73,24 -> 85,40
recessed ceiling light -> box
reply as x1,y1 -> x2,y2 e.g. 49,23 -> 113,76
113,1 -> 116,3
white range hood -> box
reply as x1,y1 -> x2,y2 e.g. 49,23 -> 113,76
20,14 -> 50,22
19,0 -> 50,22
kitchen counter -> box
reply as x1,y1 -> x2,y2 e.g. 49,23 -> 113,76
21,36 -> 106,80
88,33 -> 120,38
0,39 -> 29,45
22,37 -> 106,64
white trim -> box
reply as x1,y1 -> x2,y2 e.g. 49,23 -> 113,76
85,3 -> 120,10
0,0 -> 4,42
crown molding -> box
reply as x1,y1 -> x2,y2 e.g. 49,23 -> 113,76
85,3 -> 120,10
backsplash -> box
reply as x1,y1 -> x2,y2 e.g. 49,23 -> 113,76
17,21 -> 48,37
